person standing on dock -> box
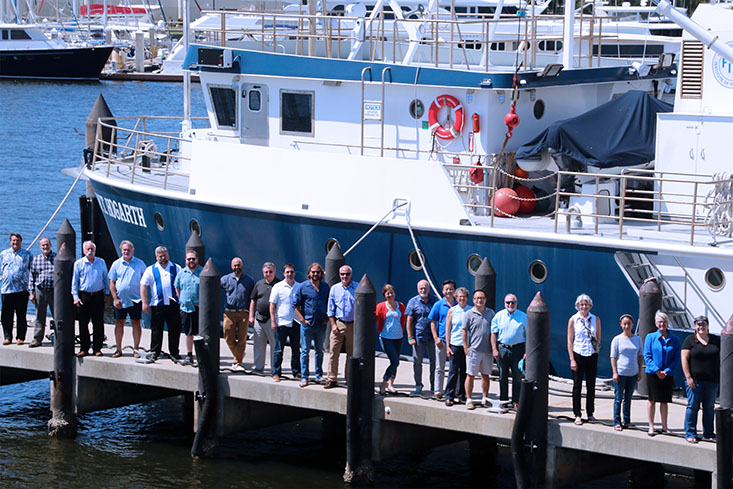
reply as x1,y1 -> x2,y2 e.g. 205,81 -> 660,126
644,311 -> 680,436
680,315 -> 717,443
444,287 -> 471,406
428,280 -> 457,399
141,246 -> 182,362
567,293 -> 602,426
462,289 -> 495,410
220,257 -> 255,371
174,250 -> 202,366
325,265 -> 356,389
0,233 -> 32,345
405,279 -> 438,395
292,262 -> 330,388
609,314 -> 643,431
490,293 -> 526,409
108,240 -> 146,358
249,262 -> 280,374
270,264 -> 301,382
28,237 -> 55,348
376,284 -> 406,395
72,241 -> 109,357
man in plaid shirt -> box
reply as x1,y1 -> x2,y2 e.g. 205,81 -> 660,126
29,237 -> 55,347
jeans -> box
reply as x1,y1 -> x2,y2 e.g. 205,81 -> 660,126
273,322 -> 301,378
412,341 -> 436,391
380,337 -> 402,381
613,375 -> 637,426
498,342 -> 525,403
445,345 -> 467,400
300,324 -> 326,381
685,380 -> 718,439
572,352 -> 598,418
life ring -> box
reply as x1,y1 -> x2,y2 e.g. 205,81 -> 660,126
428,94 -> 464,141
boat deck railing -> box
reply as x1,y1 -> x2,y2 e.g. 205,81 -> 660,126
192,6 -> 622,70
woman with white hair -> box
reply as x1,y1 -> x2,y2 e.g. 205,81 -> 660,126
643,310 -> 681,436
567,293 -> 602,426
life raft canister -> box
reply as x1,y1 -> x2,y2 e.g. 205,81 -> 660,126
428,94 -> 465,141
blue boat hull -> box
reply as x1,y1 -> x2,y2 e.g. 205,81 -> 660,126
91,179 -> 641,378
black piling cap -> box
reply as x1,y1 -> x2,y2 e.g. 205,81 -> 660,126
186,230 -> 204,249
201,258 -> 220,278
56,219 -> 76,254
355,274 -> 376,296
326,241 -> 344,261
640,276 -> 661,295
476,257 -> 495,277
86,94 -> 114,123
527,291 -> 549,315
57,219 -> 75,236
723,314 -> 733,337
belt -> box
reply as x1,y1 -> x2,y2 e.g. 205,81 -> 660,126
82,289 -> 105,296
225,308 -> 247,312
37,285 -> 54,290
337,319 -> 354,324
499,341 -> 524,348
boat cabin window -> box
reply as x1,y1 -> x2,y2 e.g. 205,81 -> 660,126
280,90 -> 314,136
9,29 -> 32,40
248,90 -> 262,112
209,86 -> 237,129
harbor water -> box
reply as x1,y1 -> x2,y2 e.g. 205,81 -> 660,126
0,80 -> 695,488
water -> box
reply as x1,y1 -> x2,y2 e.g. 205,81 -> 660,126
0,80 -> 696,488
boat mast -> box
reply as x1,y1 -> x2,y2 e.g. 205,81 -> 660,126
562,0 -> 575,69
183,0 -> 191,130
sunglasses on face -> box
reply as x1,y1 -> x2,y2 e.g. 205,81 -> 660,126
505,300 -> 516,304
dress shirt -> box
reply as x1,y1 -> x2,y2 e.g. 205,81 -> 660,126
141,262 -> 181,306
30,251 -> 55,290
292,280 -> 330,328
644,330 -> 681,375
0,247 -> 32,294
491,308 -> 527,346
108,256 -> 146,308
428,297 -> 456,341
220,272 -> 255,310
405,294 -> 438,344
174,266 -> 201,313
327,281 -> 357,321
72,256 -> 109,300
269,280 -> 299,326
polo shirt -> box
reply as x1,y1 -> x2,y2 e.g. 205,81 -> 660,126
463,307 -> 496,353
428,297 -> 456,341
491,308 -> 527,346
250,277 -> 280,322
269,280 -> 299,326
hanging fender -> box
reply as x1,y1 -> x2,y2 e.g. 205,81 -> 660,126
428,94 -> 465,141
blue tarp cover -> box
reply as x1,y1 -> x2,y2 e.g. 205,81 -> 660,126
515,90 -> 673,168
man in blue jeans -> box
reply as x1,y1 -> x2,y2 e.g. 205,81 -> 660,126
269,264 -> 300,382
405,279 -> 438,395
292,262 -> 330,387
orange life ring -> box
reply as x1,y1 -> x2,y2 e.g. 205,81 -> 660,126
428,94 -> 464,141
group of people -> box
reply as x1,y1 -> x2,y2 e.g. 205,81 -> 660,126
569,294 -> 719,444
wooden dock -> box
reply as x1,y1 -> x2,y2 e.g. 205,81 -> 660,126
0,321 -> 717,487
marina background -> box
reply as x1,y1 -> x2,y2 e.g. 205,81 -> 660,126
0,79 -> 696,487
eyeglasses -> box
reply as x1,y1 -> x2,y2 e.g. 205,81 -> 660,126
310,270 -> 322,275
505,300 -> 516,304
264,270 -> 274,274
186,258 -> 197,261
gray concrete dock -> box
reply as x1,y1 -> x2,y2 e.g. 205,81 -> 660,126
0,321 -> 717,487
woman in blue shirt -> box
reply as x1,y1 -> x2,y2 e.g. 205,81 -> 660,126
444,287 -> 472,406
643,310 -> 681,436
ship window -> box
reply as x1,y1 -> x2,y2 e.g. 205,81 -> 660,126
154,212 -> 165,231
467,254 -> 482,276
529,260 -> 547,284
189,219 -> 201,237
10,29 -> 31,40
705,268 -> 725,291
1,31 -> 7,41
210,86 -> 237,128
325,238 -> 340,253
409,99 -> 424,119
249,90 -> 261,111
533,100 -> 545,120
280,90 -> 314,136
408,249 -> 425,271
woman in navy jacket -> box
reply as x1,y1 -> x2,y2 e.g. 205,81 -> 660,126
644,310 -> 681,436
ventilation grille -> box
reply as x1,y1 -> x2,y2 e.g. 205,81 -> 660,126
680,41 -> 704,99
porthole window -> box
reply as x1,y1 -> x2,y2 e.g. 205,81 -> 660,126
154,212 -> 165,231
189,219 -> 201,237
325,238 -> 340,253
408,249 -> 425,271
529,259 -> 547,283
467,254 -> 483,276
409,99 -> 425,119
705,267 -> 725,290
533,100 -> 545,120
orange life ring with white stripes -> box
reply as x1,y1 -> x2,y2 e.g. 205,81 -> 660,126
428,94 -> 464,141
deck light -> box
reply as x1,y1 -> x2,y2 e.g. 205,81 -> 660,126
655,52 -> 675,69
536,63 -> 563,78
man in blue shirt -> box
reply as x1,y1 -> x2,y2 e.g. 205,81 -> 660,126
491,293 -> 527,407
293,262 -> 330,387
220,257 -> 255,371
141,246 -> 182,362
428,280 -> 456,399
72,241 -> 109,356
0,233 -> 32,345
175,250 -> 202,365
325,265 -> 357,388
108,240 -> 146,358
405,279 -> 438,395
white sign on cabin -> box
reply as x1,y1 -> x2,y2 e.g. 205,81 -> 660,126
363,101 -> 382,120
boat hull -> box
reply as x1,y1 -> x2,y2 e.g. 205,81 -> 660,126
0,46 -> 113,80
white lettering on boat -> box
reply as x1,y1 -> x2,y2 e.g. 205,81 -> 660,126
98,196 -> 147,228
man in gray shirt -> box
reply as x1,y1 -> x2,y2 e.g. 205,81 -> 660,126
462,289 -> 495,410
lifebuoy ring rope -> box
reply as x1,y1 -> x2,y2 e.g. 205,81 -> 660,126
428,94 -> 464,141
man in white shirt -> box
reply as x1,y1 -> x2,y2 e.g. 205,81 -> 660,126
141,246 -> 182,362
269,264 -> 300,382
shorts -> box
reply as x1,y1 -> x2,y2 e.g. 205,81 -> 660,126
113,302 -> 142,321
180,307 -> 199,336
466,350 -> 493,377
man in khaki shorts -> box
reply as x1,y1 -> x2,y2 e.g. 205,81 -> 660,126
462,289 -> 496,410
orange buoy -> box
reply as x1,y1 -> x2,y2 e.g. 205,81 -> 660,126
514,166 -> 529,179
492,187 -> 520,217
514,185 -> 537,214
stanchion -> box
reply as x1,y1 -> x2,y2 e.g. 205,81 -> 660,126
637,277 -> 662,396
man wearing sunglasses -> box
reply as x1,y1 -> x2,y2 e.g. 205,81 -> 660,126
490,293 -> 526,408
324,265 -> 356,389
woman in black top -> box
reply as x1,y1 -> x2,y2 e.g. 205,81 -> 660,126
680,315 -> 720,443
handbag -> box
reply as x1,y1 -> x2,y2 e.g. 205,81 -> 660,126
581,317 -> 600,354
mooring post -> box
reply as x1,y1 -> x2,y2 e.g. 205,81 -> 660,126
191,257 -> 221,458
85,93 -> 116,157
343,274 -> 376,485
48,222 -> 78,438
185,230 -> 205,265
325,242 -> 346,286
717,314 -> 733,489
525,291 -> 550,488
474,257 -> 496,311
637,277 -> 662,396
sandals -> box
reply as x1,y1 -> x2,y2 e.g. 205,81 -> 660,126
112,350 -> 122,358
614,425 -> 623,431
574,417 -> 583,426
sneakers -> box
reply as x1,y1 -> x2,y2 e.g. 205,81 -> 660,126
466,400 -> 475,410
186,353 -> 194,364
231,363 -> 245,372
482,397 -> 490,407
412,386 -> 423,396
